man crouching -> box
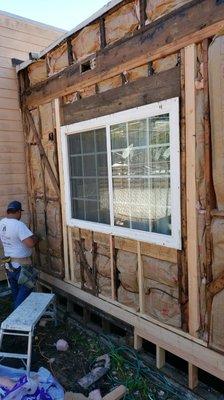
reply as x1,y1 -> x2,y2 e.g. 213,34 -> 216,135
0,201 -> 38,309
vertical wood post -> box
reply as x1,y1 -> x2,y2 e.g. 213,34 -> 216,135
54,98 -> 70,281
156,346 -> 165,369
185,45 -> 200,337
110,235 -> 116,300
137,241 -> 145,314
188,363 -> 198,390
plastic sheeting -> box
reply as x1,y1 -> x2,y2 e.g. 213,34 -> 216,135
47,43 -> 69,76
71,23 -> 100,61
28,60 -> 47,86
0,365 -> 64,400
146,0 -> 191,23
105,1 -> 140,45
209,35 -> 224,210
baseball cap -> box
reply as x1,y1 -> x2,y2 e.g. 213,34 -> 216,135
7,201 -> 24,212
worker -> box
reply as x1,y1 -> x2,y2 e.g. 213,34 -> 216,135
0,201 -> 38,309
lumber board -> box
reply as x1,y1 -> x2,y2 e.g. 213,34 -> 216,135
185,44 -> 200,338
40,272 -> 224,382
188,363 -> 198,390
55,98 -> 70,281
61,67 -> 180,125
22,0 -> 224,107
156,345 -> 165,369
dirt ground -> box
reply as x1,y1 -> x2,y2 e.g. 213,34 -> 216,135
0,294 -> 202,400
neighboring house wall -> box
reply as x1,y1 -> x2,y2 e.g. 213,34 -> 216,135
0,11 -> 65,222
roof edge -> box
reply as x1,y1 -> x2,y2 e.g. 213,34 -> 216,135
16,0 -> 123,73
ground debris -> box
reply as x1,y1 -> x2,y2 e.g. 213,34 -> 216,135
78,354 -> 110,389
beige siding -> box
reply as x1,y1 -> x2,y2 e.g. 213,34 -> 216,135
0,11 -> 64,222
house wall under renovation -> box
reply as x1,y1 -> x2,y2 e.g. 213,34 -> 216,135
16,0 -> 224,388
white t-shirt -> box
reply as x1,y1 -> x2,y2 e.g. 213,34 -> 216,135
0,218 -> 33,268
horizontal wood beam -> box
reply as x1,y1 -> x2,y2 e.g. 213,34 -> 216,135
40,271 -> 224,382
61,66 -> 180,125
21,0 -> 224,108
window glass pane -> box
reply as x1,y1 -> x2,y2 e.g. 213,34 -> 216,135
95,128 -> 107,152
128,119 -> 147,147
113,178 -> 130,228
72,199 -> 85,220
97,153 -> 108,176
70,156 -> 82,177
68,129 -> 109,224
111,151 -> 128,176
148,114 -> 169,145
68,134 -> 81,154
71,178 -> 84,198
84,178 -> 97,199
149,177 -> 171,235
81,130 -> 95,153
99,178 -> 110,224
85,201 -> 98,222
111,123 -> 127,149
130,148 -> 148,176
83,155 -> 96,176
110,113 -> 171,235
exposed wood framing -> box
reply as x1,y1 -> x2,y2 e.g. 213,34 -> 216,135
179,48 -> 188,331
22,0 -> 224,107
110,235 -> 116,300
137,241 -> 145,314
61,66 -> 180,125
24,108 -> 60,197
185,44 -> 200,338
67,226 -> 74,282
100,18 -> 106,49
40,271 -> 224,382
156,346 -> 165,369
139,0 -> 147,29
54,99 -> 70,281
188,363 -> 198,390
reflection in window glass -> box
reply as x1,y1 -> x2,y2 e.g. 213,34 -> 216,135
68,128 -> 110,223
111,114 -> 171,235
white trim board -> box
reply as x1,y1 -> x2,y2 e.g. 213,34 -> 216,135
61,98 -> 181,249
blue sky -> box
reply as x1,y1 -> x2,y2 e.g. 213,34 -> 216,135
0,0 -> 108,30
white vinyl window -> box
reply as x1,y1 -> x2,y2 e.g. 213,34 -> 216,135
61,98 -> 181,249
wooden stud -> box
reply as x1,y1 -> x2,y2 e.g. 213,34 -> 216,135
54,98 -> 70,281
188,363 -> 198,390
67,38 -> 74,65
24,107 -> 60,197
185,44 -> 200,338
110,235 -> 116,300
137,241 -> 145,314
156,345 -> 165,369
68,226 -> 75,283
139,0 -> 147,29
134,332 -> 143,351
100,18 -> 106,49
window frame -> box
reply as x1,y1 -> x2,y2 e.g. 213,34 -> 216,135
61,97 -> 181,249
